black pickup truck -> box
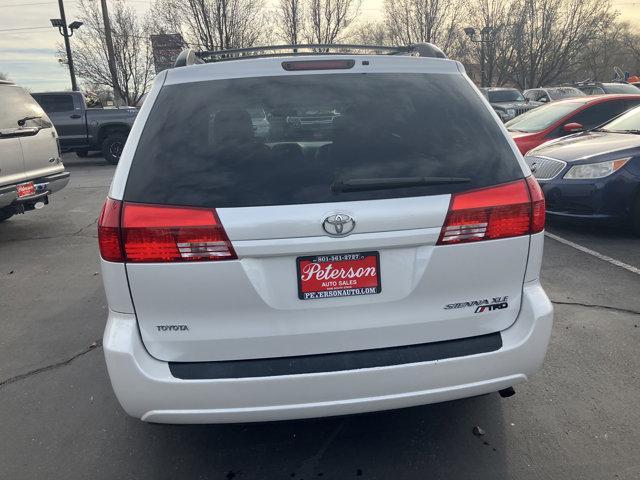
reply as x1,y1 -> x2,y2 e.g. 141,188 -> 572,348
31,91 -> 138,164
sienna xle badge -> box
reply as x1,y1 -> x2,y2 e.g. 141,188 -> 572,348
98,43 -> 553,424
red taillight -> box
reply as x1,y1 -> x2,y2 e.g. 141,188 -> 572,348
98,197 -> 124,262
526,176 -> 546,233
97,199 -> 237,263
437,178 -> 545,245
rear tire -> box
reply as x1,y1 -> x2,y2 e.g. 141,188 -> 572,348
76,149 -> 89,157
101,133 -> 127,165
0,208 -> 14,223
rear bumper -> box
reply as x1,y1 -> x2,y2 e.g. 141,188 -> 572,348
103,281 -> 553,424
0,171 -> 70,209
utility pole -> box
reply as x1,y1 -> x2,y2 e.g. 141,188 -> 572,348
480,37 -> 486,87
100,0 -> 123,105
53,0 -> 79,91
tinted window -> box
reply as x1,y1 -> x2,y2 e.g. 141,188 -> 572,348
547,87 -> 585,100
0,85 -> 48,130
523,91 -> 537,101
125,73 -> 522,208
570,100 -> 629,129
583,86 -> 605,95
505,101 -> 586,132
602,84 -> 640,94
487,89 -> 524,103
32,94 -> 75,113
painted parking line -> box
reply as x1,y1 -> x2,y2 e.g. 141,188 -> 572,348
545,232 -> 640,276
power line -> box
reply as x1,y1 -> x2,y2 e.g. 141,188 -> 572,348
0,0 -> 151,6
0,2 -> 57,7
0,26 -> 51,32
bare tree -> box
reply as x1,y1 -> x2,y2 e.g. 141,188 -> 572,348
383,0 -> 463,55
60,0 -> 154,105
576,15 -> 626,82
620,26 -> 640,77
275,0 -> 305,44
350,21 -> 389,45
462,0 -> 516,86
305,0 -> 362,44
505,0 -> 616,88
151,0 -> 267,50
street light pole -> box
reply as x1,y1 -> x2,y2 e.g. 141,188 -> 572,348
57,0 -> 77,91
100,0 -> 122,105
463,26 -> 495,88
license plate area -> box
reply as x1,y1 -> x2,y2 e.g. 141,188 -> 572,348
16,181 -> 35,198
296,252 -> 381,300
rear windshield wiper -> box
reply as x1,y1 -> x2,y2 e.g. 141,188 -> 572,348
17,115 -> 42,126
331,177 -> 471,193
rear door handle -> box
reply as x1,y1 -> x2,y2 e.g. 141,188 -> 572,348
70,114 -> 82,119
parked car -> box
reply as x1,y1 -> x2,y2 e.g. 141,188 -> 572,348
0,81 -> 69,223
524,104 -> 640,234
31,91 -> 138,164
98,44 -> 553,424
523,86 -> 586,103
480,87 -> 541,122
574,81 -> 640,95
506,94 -> 640,154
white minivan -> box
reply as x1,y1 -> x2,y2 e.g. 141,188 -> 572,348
98,44 -> 553,424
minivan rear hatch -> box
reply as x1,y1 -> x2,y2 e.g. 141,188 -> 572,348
119,59 -> 532,362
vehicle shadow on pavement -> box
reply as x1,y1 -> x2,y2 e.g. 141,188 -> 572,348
135,395 -> 509,479
548,220 -> 637,240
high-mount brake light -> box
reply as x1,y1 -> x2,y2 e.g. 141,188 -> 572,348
97,200 -> 237,263
282,59 -> 355,71
437,177 -> 545,245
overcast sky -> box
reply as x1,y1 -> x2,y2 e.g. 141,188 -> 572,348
1,0 -> 639,91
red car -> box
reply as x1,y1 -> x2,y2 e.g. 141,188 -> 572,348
506,94 -> 640,154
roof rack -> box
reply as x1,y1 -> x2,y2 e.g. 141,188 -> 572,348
173,43 -> 447,68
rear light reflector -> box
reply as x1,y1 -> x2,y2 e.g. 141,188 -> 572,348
97,199 -> 237,263
437,177 -> 545,245
526,176 -> 546,233
98,197 -> 124,262
282,59 -> 355,71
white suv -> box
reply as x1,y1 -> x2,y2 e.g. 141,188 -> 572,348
0,80 -> 69,222
99,44 -> 553,424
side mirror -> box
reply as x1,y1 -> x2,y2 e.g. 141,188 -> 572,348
539,97 -> 549,103
562,122 -> 584,133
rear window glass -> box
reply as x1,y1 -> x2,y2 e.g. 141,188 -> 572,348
486,89 -> 524,103
125,73 -> 522,208
32,94 -> 75,113
0,85 -> 49,130
603,84 -> 640,94
548,87 -> 585,99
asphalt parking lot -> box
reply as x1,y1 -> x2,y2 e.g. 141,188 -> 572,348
1,153 -> 639,479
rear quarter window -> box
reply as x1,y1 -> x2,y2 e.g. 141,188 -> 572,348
124,72 -> 523,208
32,94 -> 75,114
